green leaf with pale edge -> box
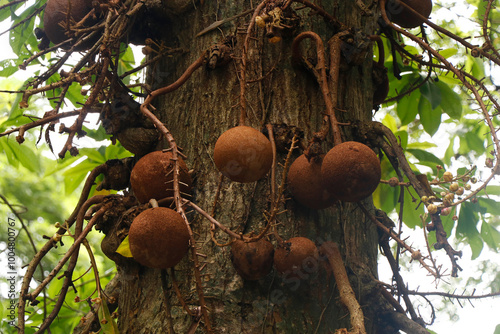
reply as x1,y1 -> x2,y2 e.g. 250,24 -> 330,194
116,236 -> 133,258
97,298 -> 120,334
494,324 -> 500,334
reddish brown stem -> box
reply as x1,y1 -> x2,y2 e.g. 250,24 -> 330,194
239,0 -> 272,126
140,52 -> 213,332
292,31 -> 343,145
184,199 -> 242,240
369,35 -> 385,67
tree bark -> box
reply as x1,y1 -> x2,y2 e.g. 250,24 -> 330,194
93,1 -> 394,333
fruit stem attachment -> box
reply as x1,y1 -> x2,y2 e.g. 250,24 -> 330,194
149,198 -> 159,208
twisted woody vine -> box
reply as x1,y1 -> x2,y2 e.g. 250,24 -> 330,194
1,0 -> 500,333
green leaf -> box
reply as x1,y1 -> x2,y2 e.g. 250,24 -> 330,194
65,82 -> 86,108
406,142 -> 437,150
494,324 -> 500,334
62,159 -> 96,195
418,97 -> 441,136
397,90 -> 420,125
80,147 -> 108,164
8,2 -> 38,55
0,137 -> 40,172
116,236 -> 133,258
477,186 -> 500,197
435,81 -> 462,120
44,155 -> 81,177
481,221 -> 500,251
104,143 -> 131,161
10,141 -> 41,173
118,44 -> 136,77
420,80 -> 442,110
0,59 -> 20,77
382,113 -> 398,133
443,136 -> 456,167
469,234 -> 484,260
478,198 -> 500,216
402,186 -> 425,229
0,137 -> 19,167
394,130 -> 408,149
407,148 -> 444,166
465,55 -> 485,79
459,131 -> 485,156
97,297 -> 120,334
438,48 -> 458,59
456,202 -> 483,259
84,126 -> 111,142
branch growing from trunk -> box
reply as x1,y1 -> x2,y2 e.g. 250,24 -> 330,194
320,242 -> 367,334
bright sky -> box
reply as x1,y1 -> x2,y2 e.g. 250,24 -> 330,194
0,2 -> 499,334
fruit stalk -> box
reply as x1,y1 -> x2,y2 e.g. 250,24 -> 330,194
239,0 -> 272,126
292,31 -> 344,146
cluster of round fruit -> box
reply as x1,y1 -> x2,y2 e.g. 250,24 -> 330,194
422,170 -> 475,216
126,151 -> 193,269
231,236 -> 320,281
213,126 -> 382,209
124,127 -> 381,269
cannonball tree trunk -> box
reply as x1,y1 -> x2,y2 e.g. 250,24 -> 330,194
91,1 -> 389,333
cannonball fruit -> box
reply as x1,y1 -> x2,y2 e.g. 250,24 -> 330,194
128,207 -> 190,269
321,141 -> 381,202
386,0 -> 433,28
213,126 -> 273,183
231,238 -> 274,280
274,237 -> 319,276
43,0 -> 99,49
130,151 -> 192,204
287,154 -> 336,209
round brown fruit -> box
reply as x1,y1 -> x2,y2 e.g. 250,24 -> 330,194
130,151 -> 192,204
287,154 -> 336,209
128,207 -> 190,269
274,237 -> 319,276
213,126 -> 273,183
43,0 -> 99,49
231,238 -> 274,280
321,141 -> 381,202
386,0 -> 433,28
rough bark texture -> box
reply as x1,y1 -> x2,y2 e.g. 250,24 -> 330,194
100,1 -> 387,333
